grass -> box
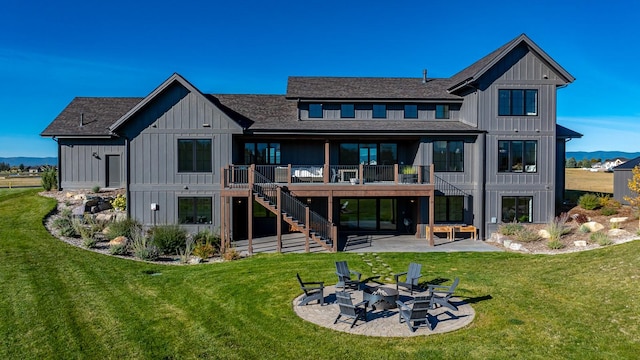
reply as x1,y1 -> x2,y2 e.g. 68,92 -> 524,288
2,189 -> 640,359
0,176 -> 42,188
565,168 -> 613,193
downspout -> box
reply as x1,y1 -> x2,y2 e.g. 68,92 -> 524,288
124,136 -> 131,219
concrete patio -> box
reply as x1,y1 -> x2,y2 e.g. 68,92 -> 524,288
232,233 -> 503,254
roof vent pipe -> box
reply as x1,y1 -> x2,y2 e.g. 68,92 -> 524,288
80,112 -> 84,127
422,69 -> 427,83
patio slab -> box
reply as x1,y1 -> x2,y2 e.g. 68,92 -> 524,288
293,284 -> 475,337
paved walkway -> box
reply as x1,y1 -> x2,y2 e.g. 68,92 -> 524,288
233,233 -> 502,254
293,284 -> 475,337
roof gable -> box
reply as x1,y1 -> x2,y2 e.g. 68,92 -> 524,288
448,34 -> 575,93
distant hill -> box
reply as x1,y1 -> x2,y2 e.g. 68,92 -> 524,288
0,157 -> 57,167
566,151 -> 640,161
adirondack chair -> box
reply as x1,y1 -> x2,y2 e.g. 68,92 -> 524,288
334,291 -> 368,328
335,261 -> 362,291
396,296 -> 432,332
296,273 -> 324,306
427,277 -> 460,311
394,262 -> 423,295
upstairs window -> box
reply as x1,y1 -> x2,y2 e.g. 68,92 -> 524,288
372,104 -> 386,118
341,104 -> 355,118
308,103 -> 323,118
433,140 -> 464,172
404,104 -> 418,119
498,89 -> 538,116
435,105 -> 450,119
498,140 -> 537,173
178,139 -> 212,172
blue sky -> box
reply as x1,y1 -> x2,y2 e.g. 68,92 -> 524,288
2,0 -> 639,157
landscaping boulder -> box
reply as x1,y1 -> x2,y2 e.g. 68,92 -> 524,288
608,229 -> 628,237
574,240 -> 587,247
72,205 -> 85,217
538,229 -> 551,239
96,213 -> 114,222
109,236 -> 127,246
583,221 -> 604,232
97,202 -> 112,211
610,217 -> 628,224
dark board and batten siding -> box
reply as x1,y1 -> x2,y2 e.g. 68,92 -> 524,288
58,138 -> 125,190
614,169 -> 634,205
122,86 -> 241,229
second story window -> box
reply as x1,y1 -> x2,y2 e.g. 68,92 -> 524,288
341,104 -> 355,118
498,89 -> 538,116
498,140 -> 537,173
178,139 -> 212,173
308,103 -> 323,118
373,104 -> 386,119
244,142 -> 281,164
404,104 -> 418,119
436,105 -> 450,119
433,140 -> 464,172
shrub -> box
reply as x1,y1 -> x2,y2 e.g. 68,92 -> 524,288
82,236 -> 98,249
178,236 -> 195,264
514,227 -> 540,243
223,247 -> 241,261
599,195 -> 621,209
600,207 -> 617,216
193,229 -> 221,254
92,185 -> 101,193
571,213 -> 589,224
84,214 -> 108,233
41,169 -> 57,191
578,193 -> 600,210
579,224 -> 591,233
547,239 -> 565,249
53,208 -> 78,237
590,232 -> 613,246
110,194 -> 127,211
106,218 -> 142,240
130,230 -> 159,261
546,213 -> 571,242
499,222 -> 523,236
109,243 -> 128,255
150,224 -> 187,255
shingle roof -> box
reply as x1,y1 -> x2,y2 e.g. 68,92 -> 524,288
613,156 -> 640,170
556,124 -> 583,139
286,77 -> 461,100
213,94 -> 478,133
41,97 -> 142,137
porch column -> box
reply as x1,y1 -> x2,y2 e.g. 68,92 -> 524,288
220,195 -> 226,253
324,139 -> 330,183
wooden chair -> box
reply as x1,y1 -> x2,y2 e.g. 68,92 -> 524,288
394,262 -> 423,295
335,261 -> 362,291
296,273 -> 324,306
455,225 -> 477,240
396,296 -> 432,332
427,277 -> 460,311
334,291 -> 368,328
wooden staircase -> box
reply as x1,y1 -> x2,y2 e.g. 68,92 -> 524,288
253,171 -> 336,252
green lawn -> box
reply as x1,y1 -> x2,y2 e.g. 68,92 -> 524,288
1,189 -> 640,359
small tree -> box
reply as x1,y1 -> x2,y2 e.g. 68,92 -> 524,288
624,165 -> 640,227
566,157 -> 577,168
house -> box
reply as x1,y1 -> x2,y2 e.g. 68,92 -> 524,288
41,33 -> 581,252
613,156 -> 640,204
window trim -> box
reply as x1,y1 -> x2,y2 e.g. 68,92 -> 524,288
178,197 -> 213,224
177,139 -> 212,173
498,89 -> 538,116
501,196 -> 533,223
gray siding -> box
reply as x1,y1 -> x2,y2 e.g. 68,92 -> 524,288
614,170 -> 633,205
120,83 -> 242,229
58,138 -> 125,190
300,102 -> 461,121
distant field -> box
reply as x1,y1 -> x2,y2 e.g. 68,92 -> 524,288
0,176 -> 42,188
565,168 -> 613,194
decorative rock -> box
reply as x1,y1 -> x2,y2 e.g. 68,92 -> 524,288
503,239 -> 512,247
66,192 -> 74,198
115,213 -> 128,222
189,257 -> 202,264
109,236 -> 127,245
608,229 -> 628,237
610,217 -> 628,223
90,206 -> 99,213
72,205 -> 85,217
509,242 -> 523,251
96,213 -> 113,222
538,229 -> 551,239
583,221 -> 604,232
574,240 -> 587,247
73,194 -> 86,200
84,199 -> 99,207
98,202 -> 112,211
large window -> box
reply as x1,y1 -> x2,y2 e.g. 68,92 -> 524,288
341,104 -> 355,118
339,143 -> 397,165
372,104 -> 386,118
339,198 -> 397,231
178,139 -> 212,172
498,89 -> 538,116
178,197 -> 212,224
244,142 -> 281,164
435,105 -> 450,119
404,104 -> 418,119
308,103 -> 323,118
498,140 -> 537,173
502,196 -> 532,223
435,196 -> 464,222
433,140 -> 464,172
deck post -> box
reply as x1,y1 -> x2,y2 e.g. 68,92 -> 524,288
277,187 -> 282,253
324,140 -> 330,183
428,164 -> 435,246
418,165 -> 423,184
332,225 -> 338,252
305,206 -> 310,253
220,195 -> 226,253
394,164 -> 399,183
359,164 -> 364,184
